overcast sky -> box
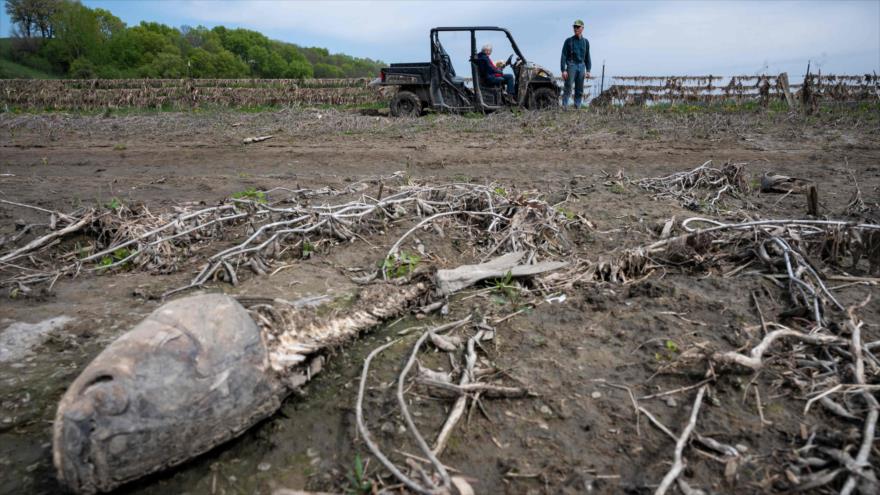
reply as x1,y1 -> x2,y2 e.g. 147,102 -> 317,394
2,0 -> 878,78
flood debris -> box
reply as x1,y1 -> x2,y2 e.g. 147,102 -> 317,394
434,251 -> 566,295
242,135 -> 273,144
0,177 -> 585,299
610,215 -> 880,493
5,152 -> 876,493
52,293 -> 289,494
52,251 -> 565,494
635,160 -> 751,212
654,382 -> 708,495
759,172 -> 815,194
356,316 -> 532,494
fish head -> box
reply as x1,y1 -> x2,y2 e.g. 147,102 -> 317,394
53,293 -> 284,494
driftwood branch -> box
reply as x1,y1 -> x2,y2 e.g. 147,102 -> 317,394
0,214 -> 93,263
396,318 -> 473,491
713,326 -> 842,370
356,339 -> 436,494
655,385 -> 708,495
419,379 -> 533,398
432,331 -> 480,456
840,300 -> 879,495
434,251 -> 567,295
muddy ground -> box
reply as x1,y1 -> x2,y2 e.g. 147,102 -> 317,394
1,104 -> 879,494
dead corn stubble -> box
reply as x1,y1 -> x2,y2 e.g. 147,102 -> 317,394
0,175 -> 585,299
634,160 -> 752,212
4,155 -> 880,492
0,78 -> 384,110
626,217 -> 880,495
331,162 -> 880,493
2,106 -> 880,494
597,73 -> 879,106
8,168 -> 880,494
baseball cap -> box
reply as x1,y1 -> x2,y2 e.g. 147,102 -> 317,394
573,19 -> 584,27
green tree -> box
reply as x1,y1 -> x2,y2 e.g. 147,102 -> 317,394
211,49 -> 249,77
285,58 -> 312,79
187,47 -> 248,78
106,24 -> 180,74
313,62 -> 343,78
264,51 -> 287,78
138,21 -> 180,41
45,0 -> 103,68
33,0 -> 60,38
93,7 -> 124,38
138,51 -> 184,78
5,0 -> 37,37
5,0 -> 382,79
187,47 -> 215,77
5,0 -> 61,38
68,55 -> 96,78
181,25 -> 223,53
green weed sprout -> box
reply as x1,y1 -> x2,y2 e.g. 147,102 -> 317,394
302,239 -> 315,258
492,270 -> 520,306
105,197 -> 123,211
231,187 -> 268,203
98,247 -> 134,269
609,183 -> 626,195
346,454 -> 372,494
382,250 -> 420,278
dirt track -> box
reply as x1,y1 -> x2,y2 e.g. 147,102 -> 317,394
1,106 -> 879,494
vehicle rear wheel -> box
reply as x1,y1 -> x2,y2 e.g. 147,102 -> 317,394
528,87 -> 558,110
390,90 -> 422,117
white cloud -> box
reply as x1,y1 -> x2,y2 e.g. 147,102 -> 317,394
588,1 -> 878,74
178,1 -> 529,43
109,0 -> 880,76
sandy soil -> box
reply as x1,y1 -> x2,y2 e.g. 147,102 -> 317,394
1,105 -> 879,495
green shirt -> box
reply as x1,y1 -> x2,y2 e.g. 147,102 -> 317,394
561,35 -> 591,73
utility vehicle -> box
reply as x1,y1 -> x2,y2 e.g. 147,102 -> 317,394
378,27 -> 559,116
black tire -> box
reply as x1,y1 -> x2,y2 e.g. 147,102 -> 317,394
528,87 -> 558,110
390,90 -> 422,117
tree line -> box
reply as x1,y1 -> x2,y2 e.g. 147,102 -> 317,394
3,0 -> 384,78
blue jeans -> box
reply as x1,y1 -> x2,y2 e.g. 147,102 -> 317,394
562,62 -> 586,108
487,73 -> 515,95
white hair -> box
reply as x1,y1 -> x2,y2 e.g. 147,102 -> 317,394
481,43 -> 492,53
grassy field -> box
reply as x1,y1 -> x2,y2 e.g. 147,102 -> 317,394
0,57 -> 56,79
0,39 -> 56,79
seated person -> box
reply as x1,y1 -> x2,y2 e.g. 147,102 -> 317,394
476,43 -> 514,96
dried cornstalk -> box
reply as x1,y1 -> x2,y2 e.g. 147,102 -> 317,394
635,160 -> 750,212
655,385 -> 708,495
0,78 -> 383,111
1,180 -> 586,298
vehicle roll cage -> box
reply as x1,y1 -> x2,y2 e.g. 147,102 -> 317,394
429,27 -> 527,63
428,27 -> 529,111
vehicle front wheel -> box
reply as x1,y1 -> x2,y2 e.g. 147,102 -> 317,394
528,87 -> 558,110
390,90 -> 422,117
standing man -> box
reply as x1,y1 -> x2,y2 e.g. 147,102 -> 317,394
560,19 -> 591,109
